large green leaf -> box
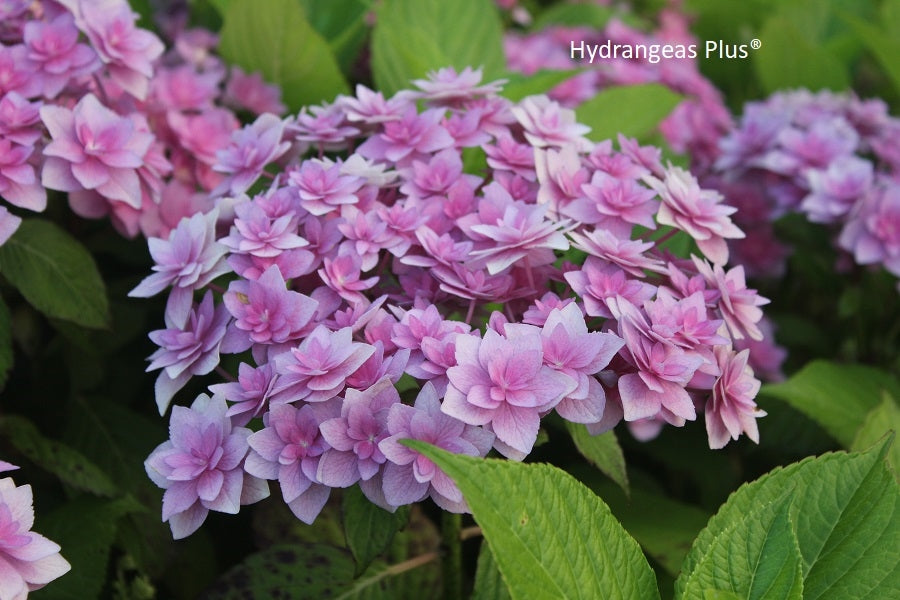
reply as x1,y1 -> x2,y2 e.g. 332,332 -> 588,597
575,83 -> 682,143
753,16 -> 849,93
217,0 -> 349,111
408,441 -> 659,600
565,422 -> 628,494
37,496 -> 142,600
851,396 -> 900,480
760,360 -> 900,447
676,439 -> 900,599
371,0 -> 506,98
843,14 -> 900,97
343,486 -> 410,574
299,0 -> 371,74
680,497 -> 803,600
0,415 -> 118,497
0,295 -> 11,390
0,219 -> 109,329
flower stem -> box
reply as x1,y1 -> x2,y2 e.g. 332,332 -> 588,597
441,511 -> 462,600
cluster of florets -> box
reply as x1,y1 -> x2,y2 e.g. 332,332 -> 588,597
0,0 -> 283,245
138,67 -> 769,539
503,8 -> 732,167
708,89 -> 900,287
0,461 -> 70,598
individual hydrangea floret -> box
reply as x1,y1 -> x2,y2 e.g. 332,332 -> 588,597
144,394 -> 269,539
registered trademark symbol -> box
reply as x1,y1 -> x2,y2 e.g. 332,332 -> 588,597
750,38 -> 762,50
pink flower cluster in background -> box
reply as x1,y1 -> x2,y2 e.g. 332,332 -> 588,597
136,68 -> 772,538
503,8 -> 732,167
706,89 -> 900,288
0,0 -> 283,245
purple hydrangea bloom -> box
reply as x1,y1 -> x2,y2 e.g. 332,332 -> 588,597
271,326 -> 375,404
838,183 -> 900,278
146,291 -> 230,414
129,209 -> 230,328
317,378 -> 399,509
40,93 -> 154,208
443,324 -> 576,459
244,402 -> 336,523
213,113 -> 291,196
222,264 -> 318,351
379,382 -> 494,512
144,394 -> 269,539
209,362 -> 278,426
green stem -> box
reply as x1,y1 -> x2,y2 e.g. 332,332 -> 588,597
441,511 -> 462,600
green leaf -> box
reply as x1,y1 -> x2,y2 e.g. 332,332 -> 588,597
843,14 -> 900,97
472,541 -> 511,600
299,0 -> 371,73
0,295 -> 11,390
565,422 -> 629,494
760,360 -> 900,447
676,439 -> 900,600
0,415 -> 118,497
407,441 -> 659,600
680,497 -> 803,600
371,0 -> 506,97
852,395 -> 900,480
590,480 -> 710,577
37,496 -> 142,600
753,16 -> 849,93
532,3 -> 616,29
499,70 -> 584,102
343,486 -> 410,574
217,0 -> 349,111
201,543 -> 412,599
575,83 -> 682,143
0,219 -> 109,328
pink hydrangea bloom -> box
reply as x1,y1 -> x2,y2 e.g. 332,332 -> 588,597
838,184 -> 900,278
213,113 -> 290,196
0,473 -> 71,598
40,94 -> 154,208
648,165 -> 744,265
511,95 -> 591,151
0,206 -> 22,247
379,382 -> 494,512
65,0 -> 164,100
0,139 -> 45,212
705,347 -> 765,449
224,66 -> 286,115
144,394 -> 269,539
23,12 -> 99,98
443,324 -> 576,459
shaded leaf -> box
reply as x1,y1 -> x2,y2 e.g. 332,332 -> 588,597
218,0 -> 348,111
1,414 -> 118,497
576,83 -> 682,143
760,360 -> 900,447
343,486 -> 410,575
371,0 -> 505,97
0,295 -> 11,390
407,441 -> 659,600
565,422 -> 628,494
472,541 -> 511,600
299,0 -> 371,74
676,439 -> 900,600
0,219 -> 109,328
37,496 -> 142,600
843,14 -> 900,97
